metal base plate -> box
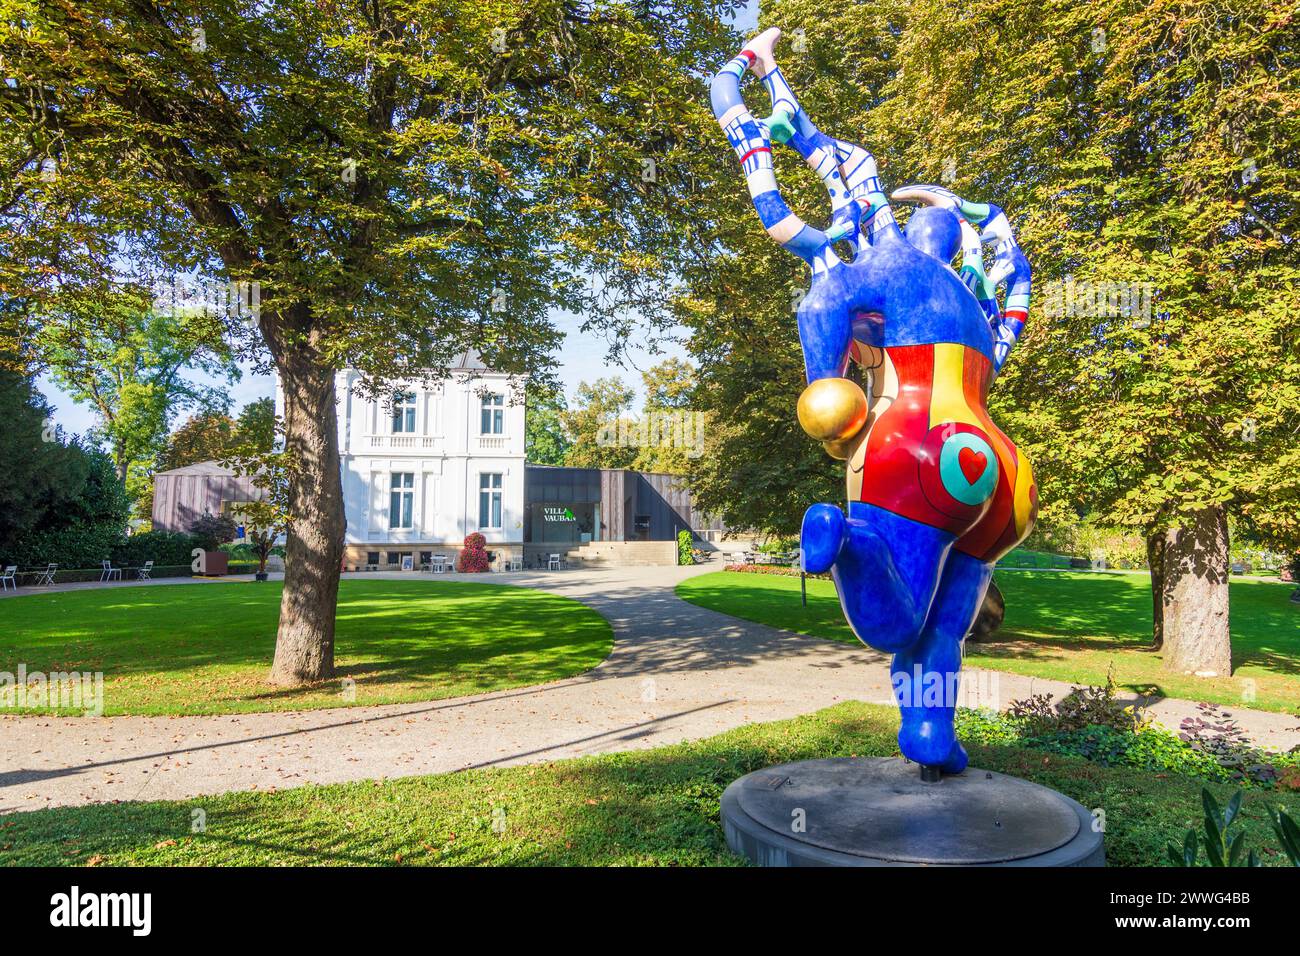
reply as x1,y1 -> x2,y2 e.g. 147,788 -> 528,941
722,757 -> 1105,867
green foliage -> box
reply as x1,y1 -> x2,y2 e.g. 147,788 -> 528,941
677,530 -> 695,565
1024,516 -> 1148,568
112,530 -> 201,568
860,0 -> 1300,551
1006,671 -> 1146,736
562,377 -> 638,469
32,298 -> 238,515
237,499 -> 287,574
631,359 -> 702,476
641,358 -> 696,411
0,0 -> 749,669
10,521 -> 126,572
1168,789 -> 1260,867
158,398 -> 279,475
156,412 -> 238,473
0,700 -> 1296,867
524,387 -> 570,466
953,703 -> 1300,791
234,398 -> 277,455
0,367 -> 66,550
1272,806 -> 1300,866
2,0 -> 745,377
0,371 -> 132,567
950,707 -> 1022,747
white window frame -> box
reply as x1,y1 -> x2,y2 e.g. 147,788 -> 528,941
478,472 -> 503,530
391,392 -> 417,434
480,393 -> 505,435
389,472 -> 414,529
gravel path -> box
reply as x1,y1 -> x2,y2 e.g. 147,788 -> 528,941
2,565 -> 1296,813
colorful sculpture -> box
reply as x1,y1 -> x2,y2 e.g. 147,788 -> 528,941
711,28 -> 1038,779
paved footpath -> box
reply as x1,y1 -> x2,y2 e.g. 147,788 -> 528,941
2,565 -> 1296,813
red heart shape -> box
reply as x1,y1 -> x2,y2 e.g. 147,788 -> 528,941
958,446 -> 987,485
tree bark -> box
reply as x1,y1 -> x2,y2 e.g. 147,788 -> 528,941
1145,529 -> 1166,650
268,357 -> 345,686
1160,506 -> 1232,677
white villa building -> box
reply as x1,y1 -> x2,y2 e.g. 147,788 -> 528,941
157,352 -> 716,571
289,352 -> 527,569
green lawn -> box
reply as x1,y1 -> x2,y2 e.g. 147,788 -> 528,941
0,579 -> 612,715
2,700 -> 1296,867
677,571 -> 1300,714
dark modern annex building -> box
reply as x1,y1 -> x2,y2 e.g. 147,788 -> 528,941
522,465 -> 718,546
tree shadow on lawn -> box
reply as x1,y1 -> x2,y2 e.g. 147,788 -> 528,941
683,570 -> 1300,678
7,701 -> 1298,867
0,580 -> 611,690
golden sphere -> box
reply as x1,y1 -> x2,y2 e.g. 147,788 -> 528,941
797,377 -> 868,442
823,432 -> 865,461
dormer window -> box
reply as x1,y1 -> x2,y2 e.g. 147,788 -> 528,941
480,393 -> 504,434
391,392 -> 416,433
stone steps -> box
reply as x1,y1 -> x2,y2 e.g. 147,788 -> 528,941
571,540 -> 678,567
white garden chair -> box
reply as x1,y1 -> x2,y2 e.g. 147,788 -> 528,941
547,553 -> 563,571
100,559 -> 122,582
137,560 -> 154,581
431,554 -> 448,574
34,563 -> 57,586
0,566 -> 16,591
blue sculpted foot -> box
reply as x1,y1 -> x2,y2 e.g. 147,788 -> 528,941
801,503 -> 846,574
942,739 -> 969,775
897,711 -> 957,768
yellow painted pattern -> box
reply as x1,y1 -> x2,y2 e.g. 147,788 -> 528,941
926,342 -> 983,431
1012,448 -> 1036,536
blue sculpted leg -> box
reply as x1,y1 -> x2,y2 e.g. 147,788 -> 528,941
891,550 -> 994,773
803,502 -> 953,654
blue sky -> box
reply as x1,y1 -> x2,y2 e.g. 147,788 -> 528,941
37,1 -> 761,440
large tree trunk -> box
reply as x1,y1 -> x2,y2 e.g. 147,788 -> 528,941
1145,529 -> 1166,650
1160,506 -> 1231,677
269,357 -> 345,686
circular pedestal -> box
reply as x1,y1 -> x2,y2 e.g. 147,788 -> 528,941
721,757 -> 1104,867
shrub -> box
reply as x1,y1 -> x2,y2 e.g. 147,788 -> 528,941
754,536 -> 798,554
189,512 -> 237,550
1022,516 -> 1146,568
456,532 -> 490,573
953,707 -> 1022,746
1006,670 -> 1146,736
6,521 -> 126,570
955,684 -> 1300,791
113,530 -> 200,567
677,530 -> 694,565
1178,702 -> 1288,788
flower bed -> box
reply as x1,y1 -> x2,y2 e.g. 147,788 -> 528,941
723,562 -> 828,580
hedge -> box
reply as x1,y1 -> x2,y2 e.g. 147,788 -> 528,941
8,565 -> 195,586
